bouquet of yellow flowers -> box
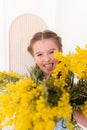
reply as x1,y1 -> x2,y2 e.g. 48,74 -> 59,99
0,45 -> 87,130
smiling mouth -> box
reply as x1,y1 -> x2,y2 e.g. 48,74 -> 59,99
44,63 -> 54,70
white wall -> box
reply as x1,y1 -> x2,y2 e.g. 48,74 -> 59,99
5,0 -> 57,30
56,0 -> 87,54
0,0 -> 6,70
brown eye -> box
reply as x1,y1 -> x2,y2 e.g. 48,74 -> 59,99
37,54 -> 42,56
50,51 -> 54,54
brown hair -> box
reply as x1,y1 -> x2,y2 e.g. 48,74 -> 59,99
27,30 -> 62,56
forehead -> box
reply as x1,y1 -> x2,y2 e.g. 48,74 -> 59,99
33,39 -> 58,51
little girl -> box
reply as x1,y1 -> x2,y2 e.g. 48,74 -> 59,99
28,30 -> 87,130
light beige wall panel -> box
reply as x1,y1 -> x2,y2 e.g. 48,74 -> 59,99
9,13 -> 47,75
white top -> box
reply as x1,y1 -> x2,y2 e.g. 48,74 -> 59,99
78,123 -> 87,130
2,125 -> 14,130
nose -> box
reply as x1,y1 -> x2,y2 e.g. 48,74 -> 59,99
44,54 -> 51,62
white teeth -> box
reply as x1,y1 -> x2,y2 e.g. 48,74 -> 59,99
45,64 -> 53,67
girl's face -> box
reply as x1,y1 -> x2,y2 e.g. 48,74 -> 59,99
33,39 -> 61,75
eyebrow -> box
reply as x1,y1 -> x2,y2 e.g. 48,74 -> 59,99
35,48 -> 56,55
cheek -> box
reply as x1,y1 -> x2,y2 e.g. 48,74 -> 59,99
53,58 -> 58,64
34,57 -> 42,65
52,57 -> 58,62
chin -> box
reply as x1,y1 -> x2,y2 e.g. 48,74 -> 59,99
46,71 -> 53,75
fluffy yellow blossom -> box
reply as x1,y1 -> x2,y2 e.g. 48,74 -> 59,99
0,44 -> 87,130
